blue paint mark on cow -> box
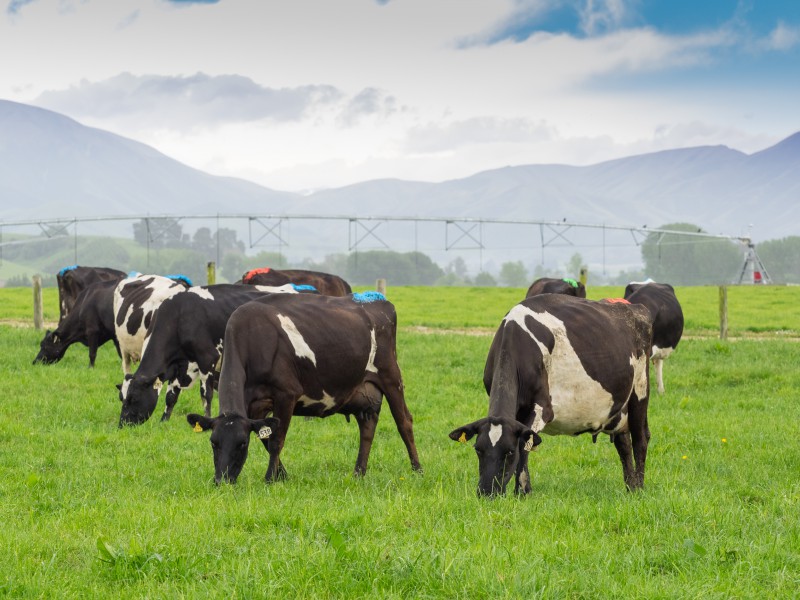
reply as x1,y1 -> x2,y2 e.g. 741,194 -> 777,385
562,278 -> 579,288
352,291 -> 386,304
58,265 -> 79,277
292,284 -> 317,292
166,274 -> 193,286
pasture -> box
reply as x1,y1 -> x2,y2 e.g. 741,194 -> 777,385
1,286 -> 798,598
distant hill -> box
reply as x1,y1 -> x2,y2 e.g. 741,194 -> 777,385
2,99 -> 799,274
0,99 -> 299,220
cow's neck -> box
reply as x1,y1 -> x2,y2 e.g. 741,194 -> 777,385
487,355 -> 520,420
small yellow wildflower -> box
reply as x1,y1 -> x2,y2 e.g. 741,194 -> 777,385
682,455 -> 688,460
721,438 -> 727,443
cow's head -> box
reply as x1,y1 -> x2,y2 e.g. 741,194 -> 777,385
33,330 -> 67,365
187,412 -> 280,484
449,416 -> 541,497
118,374 -> 162,427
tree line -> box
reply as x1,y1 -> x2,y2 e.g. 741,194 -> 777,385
4,218 -> 800,287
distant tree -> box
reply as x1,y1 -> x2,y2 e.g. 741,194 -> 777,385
474,271 -> 497,287
346,251 -> 444,285
133,218 -> 186,249
566,253 -> 584,278
498,261 -> 528,287
753,236 -> 800,284
192,227 -> 215,257
641,223 -> 741,285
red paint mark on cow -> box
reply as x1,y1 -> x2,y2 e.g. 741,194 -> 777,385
244,267 -> 271,282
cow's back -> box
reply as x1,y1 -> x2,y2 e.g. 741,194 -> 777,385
58,266 -> 126,321
242,268 -> 351,296
624,282 -> 684,351
525,277 -> 586,299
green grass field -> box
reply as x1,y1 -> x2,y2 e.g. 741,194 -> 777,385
1,287 -> 798,598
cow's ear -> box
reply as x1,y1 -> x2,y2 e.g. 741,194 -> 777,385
187,413 -> 215,433
519,429 -> 542,453
250,417 -> 281,440
449,420 -> 483,443
115,383 -> 122,391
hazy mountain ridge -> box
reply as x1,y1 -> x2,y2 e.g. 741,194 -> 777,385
2,99 -> 799,243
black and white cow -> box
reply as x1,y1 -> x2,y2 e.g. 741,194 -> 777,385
525,277 -> 586,299
34,279 -> 120,367
241,267 -> 352,297
113,274 -> 191,374
450,294 -> 652,496
117,283 -> 307,426
623,282 -> 684,394
187,291 -> 421,484
57,265 -> 126,322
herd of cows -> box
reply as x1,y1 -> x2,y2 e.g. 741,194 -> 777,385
31,266 -> 684,496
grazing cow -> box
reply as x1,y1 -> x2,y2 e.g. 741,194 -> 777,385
34,279 -> 121,367
525,277 -> 586,299
449,294 -> 652,496
117,283 -> 307,426
187,291 -> 421,484
624,282 -> 684,394
57,265 -> 126,322
113,274 -> 191,374
241,267 -> 352,296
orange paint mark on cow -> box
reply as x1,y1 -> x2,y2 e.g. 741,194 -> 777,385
603,298 -> 631,304
243,267 -> 272,282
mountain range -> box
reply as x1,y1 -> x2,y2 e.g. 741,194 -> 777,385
2,98 -> 798,271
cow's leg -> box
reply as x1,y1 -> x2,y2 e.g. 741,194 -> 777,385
87,334 -> 99,368
514,451 -> 532,495
654,358 -> 665,394
377,364 -> 422,472
161,384 -> 181,421
199,374 -> 214,417
613,432 -> 636,489
113,339 -> 122,359
627,397 -> 650,490
353,409 -> 380,476
264,395 -> 296,482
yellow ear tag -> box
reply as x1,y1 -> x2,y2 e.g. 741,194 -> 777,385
458,432 -> 467,444
193,422 -> 203,433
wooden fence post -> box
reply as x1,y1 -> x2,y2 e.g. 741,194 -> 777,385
719,285 -> 728,340
207,262 -> 216,286
376,278 -> 387,296
33,275 -> 44,330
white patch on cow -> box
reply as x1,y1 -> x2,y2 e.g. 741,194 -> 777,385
254,284 -> 298,294
630,352 -> 649,400
277,314 -> 316,366
488,423 -> 503,447
120,377 -> 131,399
114,275 -> 187,375
503,305 -> 616,436
651,344 -> 673,362
365,329 -> 378,373
518,469 -> 530,489
189,287 -> 214,301
531,405 -> 546,433
298,392 -> 337,411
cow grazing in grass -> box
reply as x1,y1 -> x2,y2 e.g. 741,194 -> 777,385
241,267 -> 351,297
450,294 -> 652,496
113,274 -> 191,375
117,283 -> 306,426
57,265 -> 126,322
34,279 -> 120,367
188,291 -> 421,484
525,277 -> 586,299
623,281 -> 684,394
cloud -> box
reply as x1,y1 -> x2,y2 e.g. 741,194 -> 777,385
337,88 -> 398,127
6,0 -> 35,15
762,21 -> 800,51
34,72 -> 343,130
578,0 -> 633,36
404,117 -> 557,153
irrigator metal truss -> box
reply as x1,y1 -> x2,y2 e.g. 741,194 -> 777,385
0,213 -> 770,283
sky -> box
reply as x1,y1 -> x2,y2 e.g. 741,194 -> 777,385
2,0 -> 800,192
